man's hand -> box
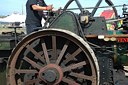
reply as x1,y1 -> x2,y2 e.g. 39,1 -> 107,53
47,4 -> 53,10
58,7 -> 61,10
51,7 -> 62,12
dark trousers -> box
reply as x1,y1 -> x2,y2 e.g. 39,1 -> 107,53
26,24 -> 41,34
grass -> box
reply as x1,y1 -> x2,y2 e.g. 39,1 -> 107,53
0,70 -> 6,85
0,27 -> 1,29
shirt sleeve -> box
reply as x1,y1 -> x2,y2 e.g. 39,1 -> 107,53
28,0 -> 37,6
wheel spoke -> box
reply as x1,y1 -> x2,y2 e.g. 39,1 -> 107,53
69,72 -> 93,81
56,40 -> 70,65
24,79 -> 42,85
26,44 -> 44,62
62,61 -> 86,72
41,38 -> 50,64
62,77 -> 80,85
23,56 -> 42,69
63,48 -> 82,65
52,36 -> 57,59
16,69 -> 38,74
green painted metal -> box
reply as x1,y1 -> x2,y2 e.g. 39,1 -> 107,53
116,45 -> 128,65
109,30 -> 128,65
112,44 -> 128,65
119,55 -> 128,65
0,41 -> 14,50
0,42 -> 10,50
108,30 -> 123,35
50,12 -> 78,34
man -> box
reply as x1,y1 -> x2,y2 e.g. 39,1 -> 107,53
25,0 -> 58,34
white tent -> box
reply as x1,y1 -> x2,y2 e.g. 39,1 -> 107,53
1,13 -> 45,27
0,18 -> 3,22
2,13 -> 26,23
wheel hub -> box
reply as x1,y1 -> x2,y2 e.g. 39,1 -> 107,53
44,70 -> 56,82
39,64 -> 63,84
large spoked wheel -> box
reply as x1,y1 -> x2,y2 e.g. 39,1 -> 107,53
7,29 -> 99,85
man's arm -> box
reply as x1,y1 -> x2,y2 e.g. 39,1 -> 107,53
32,4 -> 53,11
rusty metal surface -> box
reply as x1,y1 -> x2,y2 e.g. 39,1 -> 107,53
7,29 -> 99,85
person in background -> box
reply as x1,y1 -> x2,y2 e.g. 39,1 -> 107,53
25,0 -> 60,34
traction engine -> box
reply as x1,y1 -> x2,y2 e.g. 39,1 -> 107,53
6,0 -> 128,85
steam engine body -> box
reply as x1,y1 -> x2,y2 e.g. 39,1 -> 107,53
0,0 -> 128,85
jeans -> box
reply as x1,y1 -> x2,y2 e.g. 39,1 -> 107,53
26,24 -> 41,34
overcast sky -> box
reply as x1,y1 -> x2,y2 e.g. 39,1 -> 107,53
0,0 -> 127,16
